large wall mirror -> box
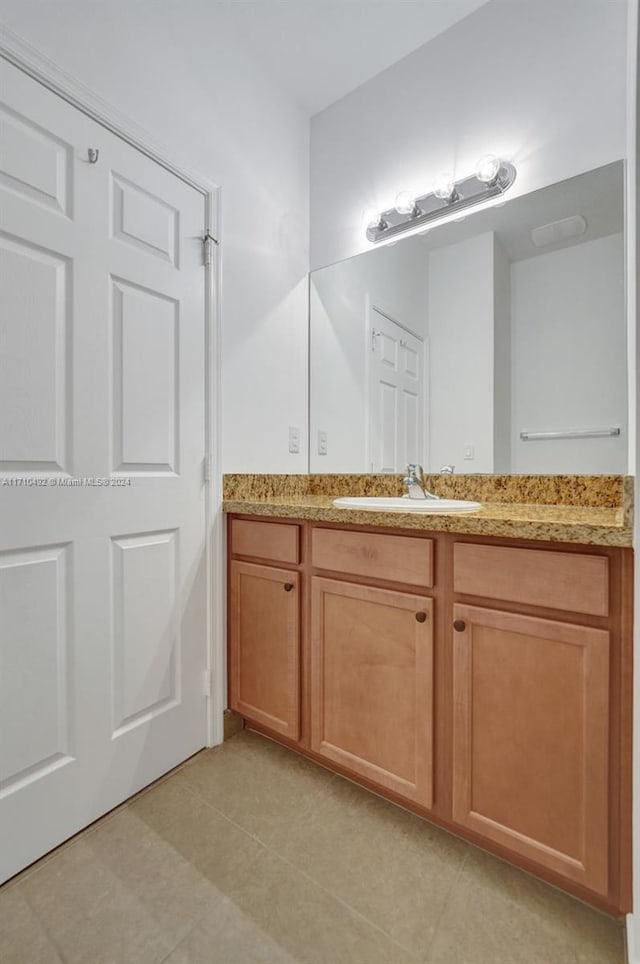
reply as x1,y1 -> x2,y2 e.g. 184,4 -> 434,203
309,161 -> 627,474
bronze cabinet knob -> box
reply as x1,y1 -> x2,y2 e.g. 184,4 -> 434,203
284,583 -> 294,592
415,611 -> 427,623
453,619 -> 466,632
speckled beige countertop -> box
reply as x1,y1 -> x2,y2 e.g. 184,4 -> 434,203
223,474 -> 634,547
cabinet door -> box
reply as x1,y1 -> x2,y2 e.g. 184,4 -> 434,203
229,561 -> 300,739
310,577 -> 433,807
452,604 -> 610,894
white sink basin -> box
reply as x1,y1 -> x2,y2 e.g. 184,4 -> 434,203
332,496 -> 481,513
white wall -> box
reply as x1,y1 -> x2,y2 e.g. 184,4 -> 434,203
428,232 -> 496,472
0,0 -> 310,473
510,234 -> 627,473
310,0 -> 628,270
310,241 -> 428,471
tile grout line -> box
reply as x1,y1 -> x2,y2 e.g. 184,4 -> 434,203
18,840 -> 193,964
1,749 -> 208,893
420,848 -> 471,964
8,732 -> 626,964
19,884 -> 72,964
177,770 -> 422,961
6,735 -> 443,964
15,769 -> 218,964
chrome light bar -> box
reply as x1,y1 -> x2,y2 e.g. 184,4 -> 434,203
366,159 -> 517,244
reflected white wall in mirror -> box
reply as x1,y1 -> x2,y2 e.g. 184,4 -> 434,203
309,162 -> 626,474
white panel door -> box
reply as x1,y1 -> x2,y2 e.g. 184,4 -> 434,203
368,308 -> 426,472
0,59 -> 208,882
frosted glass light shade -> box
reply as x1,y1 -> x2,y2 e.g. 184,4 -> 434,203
362,205 -> 381,229
475,154 -> 501,184
395,191 -> 417,215
433,173 -> 456,201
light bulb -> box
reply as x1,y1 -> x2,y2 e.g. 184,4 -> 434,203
362,205 -> 380,230
475,154 -> 501,184
433,173 -> 456,202
395,191 -> 417,216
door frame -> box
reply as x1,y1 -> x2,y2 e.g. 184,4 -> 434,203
0,26 -> 225,747
365,299 -> 429,472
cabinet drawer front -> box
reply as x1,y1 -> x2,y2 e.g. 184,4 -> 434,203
453,543 -> 608,616
452,604 -> 610,895
231,519 -> 299,564
312,528 -> 433,588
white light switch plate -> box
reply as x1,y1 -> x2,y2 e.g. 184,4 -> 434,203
289,426 -> 300,454
463,444 -> 475,460
318,430 -> 328,455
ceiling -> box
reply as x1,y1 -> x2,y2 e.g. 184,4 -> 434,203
216,0 -> 492,116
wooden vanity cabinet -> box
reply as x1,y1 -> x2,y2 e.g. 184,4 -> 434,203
227,515 -> 632,914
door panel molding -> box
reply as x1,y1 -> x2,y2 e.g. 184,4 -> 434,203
0,100 -> 73,216
0,542 -> 73,797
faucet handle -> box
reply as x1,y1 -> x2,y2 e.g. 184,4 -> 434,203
406,463 -> 424,478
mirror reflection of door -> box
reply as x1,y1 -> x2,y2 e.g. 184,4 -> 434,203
368,307 -> 427,473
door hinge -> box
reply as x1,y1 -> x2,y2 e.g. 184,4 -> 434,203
203,232 -> 218,266
202,668 -> 213,698
371,328 -> 379,351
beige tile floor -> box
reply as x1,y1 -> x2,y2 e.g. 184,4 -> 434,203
0,729 -> 626,964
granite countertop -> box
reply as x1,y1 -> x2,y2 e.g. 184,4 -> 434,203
223,493 -> 631,548
222,475 -> 633,547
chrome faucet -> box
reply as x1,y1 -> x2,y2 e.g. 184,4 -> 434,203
403,464 -> 440,500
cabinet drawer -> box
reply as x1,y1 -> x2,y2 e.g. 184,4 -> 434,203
312,527 -> 433,588
453,543 -> 609,617
231,519 -> 299,564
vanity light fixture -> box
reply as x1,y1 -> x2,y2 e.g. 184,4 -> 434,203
366,155 -> 517,243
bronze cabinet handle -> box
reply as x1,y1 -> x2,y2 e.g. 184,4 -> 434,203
284,583 -> 294,592
415,611 -> 427,623
453,619 -> 466,632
